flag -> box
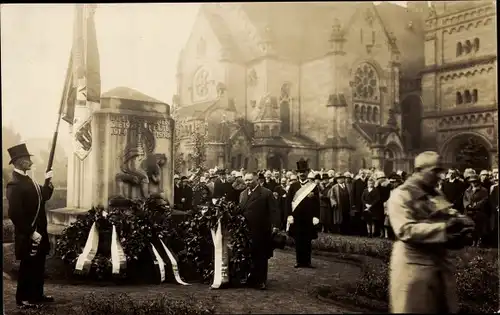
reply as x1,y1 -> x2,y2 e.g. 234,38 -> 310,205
62,4 -> 101,160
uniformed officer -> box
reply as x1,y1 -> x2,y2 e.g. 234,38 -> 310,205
6,143 -> 55,309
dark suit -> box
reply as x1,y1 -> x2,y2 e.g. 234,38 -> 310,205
7,171 -> 54,303
180,185 -> 193,211
286,180 -> 320,266
239,185 -> 278,285
442,179 -> 466,213
213,178 -> 232,199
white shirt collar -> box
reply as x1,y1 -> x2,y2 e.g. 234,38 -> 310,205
14,168 -> 28,176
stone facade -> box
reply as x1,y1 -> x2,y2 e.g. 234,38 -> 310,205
175,1 -> 497,174
416,1 -> 498,170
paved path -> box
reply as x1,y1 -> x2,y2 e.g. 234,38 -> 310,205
3,249 -> 362,314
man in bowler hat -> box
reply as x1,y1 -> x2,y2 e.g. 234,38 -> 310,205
6,143 -> 55,308
286,158 -> 320,268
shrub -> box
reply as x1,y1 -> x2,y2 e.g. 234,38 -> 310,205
3,219 -> 14,243
305,233 -> 498,313
17,293 -> 216,315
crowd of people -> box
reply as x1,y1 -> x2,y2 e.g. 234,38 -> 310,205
174,162 -> 499,248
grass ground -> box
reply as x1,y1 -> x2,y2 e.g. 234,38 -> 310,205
3,244 -> 362,314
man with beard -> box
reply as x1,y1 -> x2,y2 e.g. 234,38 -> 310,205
239,172 -> 278,290
442,169 -> 466,214
263,170 -> 278,191
273,177 -> 288,230
351,169 -> 368,236
286,158 -> 320,268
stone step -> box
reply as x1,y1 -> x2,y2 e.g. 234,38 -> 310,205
47,207 -> 89,226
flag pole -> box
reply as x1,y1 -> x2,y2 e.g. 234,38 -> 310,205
45,52 -> 72,186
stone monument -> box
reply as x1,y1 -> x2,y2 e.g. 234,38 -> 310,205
47,87 -> 175,251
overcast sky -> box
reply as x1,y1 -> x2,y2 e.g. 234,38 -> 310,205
1,2 -> 408,142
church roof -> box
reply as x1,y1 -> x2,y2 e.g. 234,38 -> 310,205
253,133 -> 318,149
174,96 -> 237,119
255,95 -> 280,121
101,87 -> 166,104
374,3 -> 426,78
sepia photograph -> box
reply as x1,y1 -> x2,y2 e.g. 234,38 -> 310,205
2,1 -> 498,314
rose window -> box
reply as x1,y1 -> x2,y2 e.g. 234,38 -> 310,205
353,64 -> 378,101
195,69 -> 209,97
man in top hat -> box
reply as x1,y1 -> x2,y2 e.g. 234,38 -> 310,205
6,143 -> 55,308
286,158 -> 320,268
387,151 -> 474,313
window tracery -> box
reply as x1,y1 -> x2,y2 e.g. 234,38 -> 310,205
353,63 -> 379,102
194,68 -> 209,98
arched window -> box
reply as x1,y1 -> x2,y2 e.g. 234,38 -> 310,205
360,106 -> 367,121
352,63 -> 380,102
354,104 -> 360,121
193,68 -> 210,99
263,125 -> 270,137
472,89 -> 478,103
456,92 -> 463,104
464,40 -> 472,54
464,90 -> 472,103
366,106 -> 373,123
473,38 -> 480,51
456,42 -> 463,56
372,107 -> 379,123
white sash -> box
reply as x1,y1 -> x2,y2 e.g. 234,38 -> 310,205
211,219 -> 229,289
75,222 -> 99,274
30,178 -> 42,228
110,225 -> 127,275
150,243 -> 166,282
159,239 -> 190,285
291,182 -> 317,212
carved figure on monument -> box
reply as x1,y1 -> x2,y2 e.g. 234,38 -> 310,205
115,123 -> 167,199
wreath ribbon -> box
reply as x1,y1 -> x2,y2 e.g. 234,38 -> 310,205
211,218 -> 229,289
150,243 -> 166,282
159,239 -> 190,285
75,222 -> 99,274
110,225 -> 127,275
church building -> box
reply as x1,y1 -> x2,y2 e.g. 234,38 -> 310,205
173,1 -> 497,174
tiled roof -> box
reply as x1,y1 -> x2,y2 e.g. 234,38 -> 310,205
374,3 -> 426,78
101,87 -> 166,104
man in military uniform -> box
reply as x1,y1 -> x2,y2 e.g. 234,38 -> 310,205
387,151 -> 474,313
6,144 -> 55,309
286,158 -> 320,268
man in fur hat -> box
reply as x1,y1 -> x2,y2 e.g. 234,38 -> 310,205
6,144 -> 55,308
286,158 -> 320,268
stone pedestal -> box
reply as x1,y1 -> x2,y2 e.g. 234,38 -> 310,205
47,88 -> 175,252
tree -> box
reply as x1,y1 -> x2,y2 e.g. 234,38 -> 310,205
173,118 -> 207,174
191,123 -> 207,171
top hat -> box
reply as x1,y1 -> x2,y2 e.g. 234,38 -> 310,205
181,176 -> 188,180
7,143 -> 33,165
258,173 -> 266,180
216,168 -> 226,175
321,173 -> 330,180
296,158 -> 309,173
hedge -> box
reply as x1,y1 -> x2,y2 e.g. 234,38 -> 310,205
286,233 -> 498,313
16,293 -> 215,315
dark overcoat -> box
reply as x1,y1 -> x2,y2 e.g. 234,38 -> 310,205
239,185 -> 279,258
7,171 -> 54,260
286,181 -> 320,240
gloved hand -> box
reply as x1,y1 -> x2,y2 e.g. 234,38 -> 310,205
45,170 -> 54,179
313,217 -> 319,225
31,230 -> 42,244
287,216 -> 294,224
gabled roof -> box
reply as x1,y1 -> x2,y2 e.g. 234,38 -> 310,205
174,96 -> 237,119
374,3 -> 426,78
101,87 -> 166,104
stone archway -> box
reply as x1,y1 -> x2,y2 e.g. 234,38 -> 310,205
441,133 -> 493,172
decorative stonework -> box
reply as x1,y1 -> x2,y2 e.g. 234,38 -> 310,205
443,17 -> 494,35
352,63 -> 380,102
437,112 -> 495,130
439,65 -> 495,82
438,128 -> 496,150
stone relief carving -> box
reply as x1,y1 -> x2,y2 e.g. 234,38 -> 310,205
115,124 -> 168,199
443,17 -> 493,35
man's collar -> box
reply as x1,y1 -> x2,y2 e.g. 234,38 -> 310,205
14,168 -> 28,176
299,179 -> 308,185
